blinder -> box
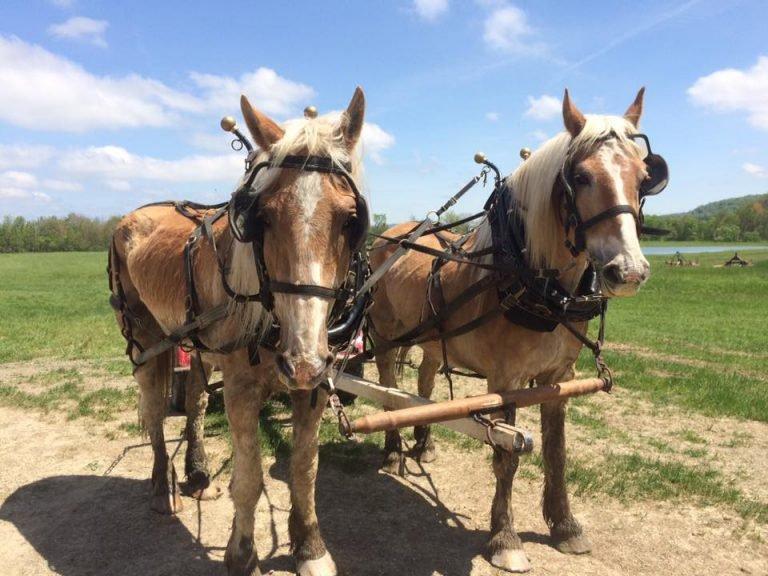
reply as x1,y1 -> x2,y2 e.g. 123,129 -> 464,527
629,134 -> 669,197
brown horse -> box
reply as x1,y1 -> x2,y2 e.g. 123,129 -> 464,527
368,89 -> 652,573
110,88 -> 367,576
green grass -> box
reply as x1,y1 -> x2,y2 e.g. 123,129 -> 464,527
521,450 -> 768,523
0,252 -> 124,363
574,249 -> 768,421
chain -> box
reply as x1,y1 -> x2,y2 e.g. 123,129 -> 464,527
323,376 -> 353,438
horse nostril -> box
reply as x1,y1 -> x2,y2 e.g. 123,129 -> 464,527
324,353 -> 334,370
276,353 -> 296,379
603,264 -> 623,285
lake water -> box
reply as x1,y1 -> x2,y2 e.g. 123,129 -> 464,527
642,245 -> 767,256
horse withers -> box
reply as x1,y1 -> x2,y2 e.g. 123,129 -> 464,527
368,89 -> 656,573
109,87 -> 368,576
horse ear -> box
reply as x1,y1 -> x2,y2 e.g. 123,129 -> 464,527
240,95 -> 284,151
341,86 -> 365,150
624,87 -> 645,127
562,89 -> 586,137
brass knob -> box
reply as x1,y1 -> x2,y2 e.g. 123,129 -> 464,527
520,147 -> 531,160
474,152 -> 487,164
220,116 -> 237,133
304,106 -> 318,119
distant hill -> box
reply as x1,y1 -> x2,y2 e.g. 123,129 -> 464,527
668,194 -> 768,219
644,193 -> 768,241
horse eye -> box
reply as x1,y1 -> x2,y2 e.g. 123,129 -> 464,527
573,172 -> 590,186
257,213 -> 271,228
343,215 -> 357,229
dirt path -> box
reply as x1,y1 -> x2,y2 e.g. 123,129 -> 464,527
0,401 -> 765,576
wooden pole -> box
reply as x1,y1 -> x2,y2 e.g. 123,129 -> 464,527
346,377 -> 607,435
334,372 -> 533,453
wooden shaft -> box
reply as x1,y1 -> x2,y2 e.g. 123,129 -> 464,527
348,377 -> 607,434
334,372 -> 531,453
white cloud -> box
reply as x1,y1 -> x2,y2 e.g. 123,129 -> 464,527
0,36 -> 201,131
361,122 -> 395,164
42,179 -> 82,191
743,162 -> 768,178
414,0 -> 448,21
688,56 -> 768,131
0,36 -> 315,133
0,187 -> 51,201
190,68 -> 315,117
524,94 -> 560,121
0,170 -> 38,188
486,112 -> 500,122
58,145 -> 243,182
105,179 -> 132,191
48,17 -> 109,47
0,144 -> 55,170
483,4 -> 542,55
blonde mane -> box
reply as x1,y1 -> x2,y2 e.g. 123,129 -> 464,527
479,114 -> 641,268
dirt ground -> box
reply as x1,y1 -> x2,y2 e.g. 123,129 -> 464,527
0,361 -> 766,576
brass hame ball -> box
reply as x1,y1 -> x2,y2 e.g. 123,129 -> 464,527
304,106 -> 318,119
220,116 -> 237,133
474,152 -> 487,164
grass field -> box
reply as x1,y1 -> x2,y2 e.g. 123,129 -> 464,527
2,248 -> 766,418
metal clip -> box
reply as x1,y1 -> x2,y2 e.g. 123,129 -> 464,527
324,377 -> 353,438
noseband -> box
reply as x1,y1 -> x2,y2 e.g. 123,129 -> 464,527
226,152 -> 369,313
559,132 -> 669,257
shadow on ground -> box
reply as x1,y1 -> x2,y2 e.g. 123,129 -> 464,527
265,446 -> 489,576
0,475 -> 220,576
1,406 -> 519,576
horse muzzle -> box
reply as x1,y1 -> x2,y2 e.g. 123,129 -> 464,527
276,351 -> 334,390
600,256 -> 650,297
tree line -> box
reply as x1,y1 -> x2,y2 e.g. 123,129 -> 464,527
0,214 -> 121,253
644,198 -> 768,242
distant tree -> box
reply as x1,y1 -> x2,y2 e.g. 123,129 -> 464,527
713,224 -> 740,242
0,214 -> 121,253
370,213 -> 388,237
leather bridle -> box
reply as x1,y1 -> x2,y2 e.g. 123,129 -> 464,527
559,132 -> 669,257
227,152 -> 369,313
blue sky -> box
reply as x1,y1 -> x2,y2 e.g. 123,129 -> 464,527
1,0 -> 767,221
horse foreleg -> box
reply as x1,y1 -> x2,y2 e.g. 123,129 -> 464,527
182,354 -> 221,501
289,389 -> 337,576
540,374 -> 591,554
411,352 -> 440,463
224,371 -> 267,576
374,346 -> 405,475
487,447 -> 530,573
135,351 -> 183,515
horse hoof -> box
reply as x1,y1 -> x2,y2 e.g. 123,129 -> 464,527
411,444 -> 437,464
225,539 -> 261,576
554,534 -> 592,555
150,491 -> 183,515
296,551 -> 337,576
380,452 -> 406,476
183,482 -> 223,501
490,549 -> 531,573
